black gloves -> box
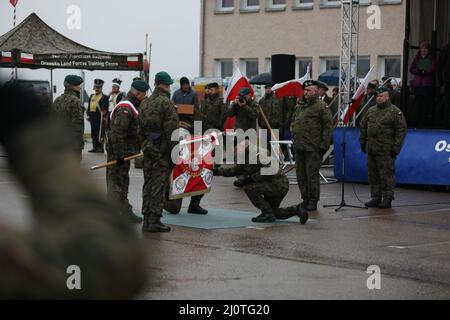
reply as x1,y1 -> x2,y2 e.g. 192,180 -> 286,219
212,166 -> 221,176
390,150 -> 398,158
361,144 -> 367,154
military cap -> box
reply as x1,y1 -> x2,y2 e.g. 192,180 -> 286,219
64,75 -> 83,86
112,78 -> 122,87
208,82 -> 219,89
367,82 -> 377,89
302,80 -> 320,89
131,80 -> 150,92
239,87 -> 251,96
94,79 -> 104,87
155,71 -> 174,85
133,77 -> 142,81
317,81 -> 329,91
376,86 -> 391,96
264,84 -> 272,89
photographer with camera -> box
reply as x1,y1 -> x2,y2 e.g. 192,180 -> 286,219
226,87 -> 259,132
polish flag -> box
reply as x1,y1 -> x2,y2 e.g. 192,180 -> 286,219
127,56 -> 139,68
342,66 -> 374,125
271,65 -> 311,98
1,52 -> 13,63
223,67 -> 254,102
223,67 -> 254,130
20,52 -> 34,64
10,0 -> 18,7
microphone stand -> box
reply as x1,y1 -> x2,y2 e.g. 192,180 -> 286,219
323,100 -> 368,212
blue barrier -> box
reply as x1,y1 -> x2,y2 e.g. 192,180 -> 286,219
333,128 -> 450,186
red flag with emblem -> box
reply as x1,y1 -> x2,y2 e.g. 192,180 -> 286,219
10,0 -> 18,7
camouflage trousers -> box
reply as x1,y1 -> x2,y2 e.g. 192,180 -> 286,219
368,152 -> 396,200
295,149 -> 322,202
243,174 -> 297,219
106,152 -> 132,214
142,156 -> 170,221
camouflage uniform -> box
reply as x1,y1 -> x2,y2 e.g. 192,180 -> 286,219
138,87 -> 179,224
227,99 -> 259,131
53,89 -> 84,161
291,96 -> 333,207
258,92 -> 282,130
360,102 -> 407,201
356,93 -> 377,127
106,99 -> 140,218
216,163 -> 298,220
0,84 -> 146,298
201,93 -> 226,131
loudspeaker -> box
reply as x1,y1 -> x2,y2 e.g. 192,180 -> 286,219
271,54 -> 296,85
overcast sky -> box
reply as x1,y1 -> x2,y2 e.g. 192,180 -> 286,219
0,0 -> 200,96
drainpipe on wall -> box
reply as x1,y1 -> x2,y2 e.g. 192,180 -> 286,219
199,0 -> 206,77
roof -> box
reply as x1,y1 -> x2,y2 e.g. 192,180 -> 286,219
0,13 -> 143,71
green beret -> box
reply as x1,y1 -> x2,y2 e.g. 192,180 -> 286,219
155,71 -> 174,85
302,80 -> 320,89
64,75 -> 83,86
239,87 -> 251,96
131,80 -> 150,92
376,86 -> 391,96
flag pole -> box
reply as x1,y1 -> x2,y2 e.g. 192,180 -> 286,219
12,1 -> 18,80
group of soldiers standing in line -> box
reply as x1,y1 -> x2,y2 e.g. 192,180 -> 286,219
52,70 -> 407,233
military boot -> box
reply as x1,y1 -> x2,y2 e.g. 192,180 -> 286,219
142,216 -> 171,233
364,198 -> 381,208
188,198 -> 208,215
252,212 -> 276,223
122,209 -> 143,224
378,198 -> 392,209
306,201 -> 318,212
296,204 -> 309,225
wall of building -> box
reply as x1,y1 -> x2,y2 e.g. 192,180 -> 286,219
202,0 -> 406,82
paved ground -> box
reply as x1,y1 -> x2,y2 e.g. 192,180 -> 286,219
1,144 -> 450,300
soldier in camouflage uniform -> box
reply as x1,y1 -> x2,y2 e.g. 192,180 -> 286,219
258,85 -> 282,130
360,86 -> 407,209
201,82 -> 226,132
52,75 -> 85,162
355,82 -> 377,127
106,80 -> 149,224
139,72 -> 179,233
226,87 -> 259,132
291,80 -> 333,211
213,142 -> 308,224
0,83 -> 146,299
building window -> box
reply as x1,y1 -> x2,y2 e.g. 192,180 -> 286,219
293,0 -> 314,10
264,58 -> 271,73
378,56 -> 401,79
215,0 -> 234,14
265,0 -> 287,12
215,59 -> 234,78
357,57 -> 371,78
379,0 -> 402,5
296,58 -> 313,78
320,57 -> 340,74
240,0 -> 260,12
240,59 -> 259,79
320,0 -> 341,9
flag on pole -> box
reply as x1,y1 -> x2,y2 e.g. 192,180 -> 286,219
223,67 -> 254,130
169,133 -> 219,200
10,0 -> 18,7
271,65 -> 311,98
342,66 -> 374,125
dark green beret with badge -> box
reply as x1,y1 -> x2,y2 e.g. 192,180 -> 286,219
302,80 -> 320,89
376,86 -> 391,96
131,80 -> 150,92
155,71 -> 174,85
64,75 -> 83,86
239,87 -> 251,96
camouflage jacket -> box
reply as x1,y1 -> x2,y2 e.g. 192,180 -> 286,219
258,93 -> 282,130
356,93 -> 377,127
0,120 -> 146,299
291,96 -> 333,152
227,99 -> 259,131
53,89 -> 84,151
138,87 -> 179,162
201,94 -> 226,131
107,100 -> 140,159
360,102 -> 407,155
